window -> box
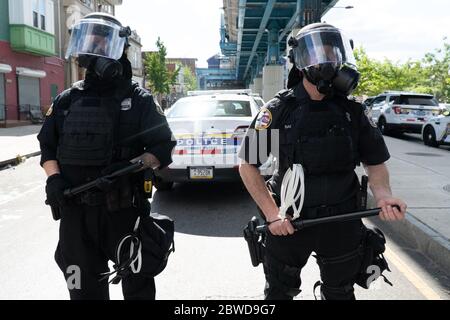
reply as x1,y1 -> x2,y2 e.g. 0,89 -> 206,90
371,96 -> 386,107
168,99 -> 252,118
32,0 -> 46,31
32,0 -> 39,28
33,11 -> 39,28
40,15 -> 46,31
98,3 -> 113,14
80,0 -> 95,9
399,95 -> 439,106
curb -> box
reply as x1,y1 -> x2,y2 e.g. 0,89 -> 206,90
0,151 -> 41,169
367,195 -> 450,275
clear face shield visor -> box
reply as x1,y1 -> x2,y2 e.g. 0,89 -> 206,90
292,28 -> 356,70
65,18 -> 127,61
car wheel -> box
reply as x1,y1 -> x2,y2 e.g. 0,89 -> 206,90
154,177 -> 174,191
423,126 -> 440,148
378,117 -> 391,135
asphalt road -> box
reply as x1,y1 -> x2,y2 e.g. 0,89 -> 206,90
0,136 -> 448,300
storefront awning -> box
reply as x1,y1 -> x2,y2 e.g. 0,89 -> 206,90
0,64 -> 12,73
16,67 -> 46,78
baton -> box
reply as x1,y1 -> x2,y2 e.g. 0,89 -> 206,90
63,160 -> 144,198
45,161 -> 144,220
256,206 -> 400,234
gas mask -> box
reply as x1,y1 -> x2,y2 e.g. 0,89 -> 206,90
303,63 -> 360,96
78,55 -> 124,81
289,23 -> 360,96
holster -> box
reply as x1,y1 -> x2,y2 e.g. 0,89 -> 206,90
244,217 -> 266,267
356,225 -> 393,289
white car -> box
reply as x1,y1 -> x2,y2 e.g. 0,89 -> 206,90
422,106 -> 450,148
154,90 -> 274,190
369,92 -> 445,135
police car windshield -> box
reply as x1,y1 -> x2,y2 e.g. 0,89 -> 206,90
167,99 -> 252,118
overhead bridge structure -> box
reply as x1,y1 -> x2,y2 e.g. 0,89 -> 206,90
220,0 -> 339,101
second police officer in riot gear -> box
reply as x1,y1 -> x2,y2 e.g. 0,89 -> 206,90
38,13 -> 176,300
239,23 -> 407,300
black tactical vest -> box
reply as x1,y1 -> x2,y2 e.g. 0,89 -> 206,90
278,92 -> 360,176
57,82 -> 139,167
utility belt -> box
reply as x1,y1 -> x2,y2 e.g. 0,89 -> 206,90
71,169 -> 154,213
300,198 -> 358,220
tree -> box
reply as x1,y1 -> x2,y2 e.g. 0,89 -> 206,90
144,37 -> 180,98
421,41 -> 450,102
353,43 -> 450,102
183,67 -> 197,92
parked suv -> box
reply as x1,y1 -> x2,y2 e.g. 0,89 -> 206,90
368,91 -> 444,135
422,105 -> 450,147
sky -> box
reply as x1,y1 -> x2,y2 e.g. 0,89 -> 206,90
322,0 -> 450,62
116,0 -> 450,67
116,0 -> 223,68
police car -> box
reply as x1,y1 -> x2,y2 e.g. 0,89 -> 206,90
369,92 -> 444,135
422,105 -> 450,148
154,90 -> 273,190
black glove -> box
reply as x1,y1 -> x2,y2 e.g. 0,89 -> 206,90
45,174 -> 69,208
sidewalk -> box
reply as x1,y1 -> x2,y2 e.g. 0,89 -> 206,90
0,125 -> 42,166
362,135 -> 450,273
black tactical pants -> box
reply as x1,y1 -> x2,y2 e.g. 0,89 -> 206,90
263,218 -> 364,300
55,204 -> 156,300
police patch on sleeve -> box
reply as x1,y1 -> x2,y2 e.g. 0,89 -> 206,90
46,104 -> 53,117
153,96 -> 165,116
255,109 -> 273,131
364,108 -> 378,128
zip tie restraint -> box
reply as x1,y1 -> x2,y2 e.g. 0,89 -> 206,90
279,164 -> 305,221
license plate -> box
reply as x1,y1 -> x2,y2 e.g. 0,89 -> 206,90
414,110 -> 426,116
190,167 -> 214,180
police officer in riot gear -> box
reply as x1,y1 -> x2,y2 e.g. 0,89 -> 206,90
38,13 -> 176,300
239,23 -> 407,300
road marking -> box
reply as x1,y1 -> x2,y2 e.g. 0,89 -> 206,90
384,247 -> 442,300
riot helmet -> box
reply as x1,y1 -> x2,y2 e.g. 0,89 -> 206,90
66,13 -> 132,80
289,23 -> 360,96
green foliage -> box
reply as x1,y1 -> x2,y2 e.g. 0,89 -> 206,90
183,67 -> 197,92
144,37 -> 180,95
354,42 -> 450,102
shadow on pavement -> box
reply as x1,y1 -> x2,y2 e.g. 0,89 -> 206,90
151,181 -> 259,238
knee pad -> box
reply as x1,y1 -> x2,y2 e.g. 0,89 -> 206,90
263,254 -> 302,299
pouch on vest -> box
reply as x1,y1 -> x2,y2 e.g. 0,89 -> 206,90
293,104 -> 356,175
57,95 -> 119,166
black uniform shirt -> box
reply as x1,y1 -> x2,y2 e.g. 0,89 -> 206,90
38,81 -> 176,172
239,83 -> 390,208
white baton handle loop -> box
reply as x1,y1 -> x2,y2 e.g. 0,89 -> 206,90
130,217 -> 143,274
279,164 -> 305,221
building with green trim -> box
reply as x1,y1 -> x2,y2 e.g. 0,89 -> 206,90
0,0 -> 64,127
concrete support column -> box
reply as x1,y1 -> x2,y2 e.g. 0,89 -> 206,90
262,65 -> 284,102
267,27 -> 280,65
254,77 -> 263,96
